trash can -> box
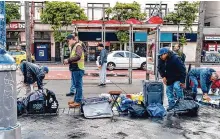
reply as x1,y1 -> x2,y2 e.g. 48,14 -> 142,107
0,48 -> 21,139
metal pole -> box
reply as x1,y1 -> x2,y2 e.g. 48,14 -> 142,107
195,1 -> 205,67
155,26 -> 160,81
146,29 -> 150,80
131,24 -> 134,83
128,24 -> 132,84
0,1 -> 6,50
0,1 -> 21,138
101,24 -> 104,44
25,1 -> 31,62
103,24 -> 106,48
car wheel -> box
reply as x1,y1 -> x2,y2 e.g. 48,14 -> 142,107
107,62 -> 115,71
141,62 -> 146,70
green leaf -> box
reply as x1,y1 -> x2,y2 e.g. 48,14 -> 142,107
5,3 -> 21,24
41,2 -> 87,42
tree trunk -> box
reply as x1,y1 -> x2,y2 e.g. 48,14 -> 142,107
25,1 -> 31,62
177,23 -> 180,44
195,1 -> 205,67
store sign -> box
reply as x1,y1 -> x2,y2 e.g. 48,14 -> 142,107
205,36 -> 220,41
9,22 -> 25,29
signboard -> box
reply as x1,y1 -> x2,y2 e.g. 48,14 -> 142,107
9,22 -> 25,29
146,30 -> 157,75
205,36 -> 220,41
0,1 -> 6,49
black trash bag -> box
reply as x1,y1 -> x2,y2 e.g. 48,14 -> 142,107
17,99 -> 25,116
128,103 -> 148,118
183,89 -> 196,100
171,99 -> 199,117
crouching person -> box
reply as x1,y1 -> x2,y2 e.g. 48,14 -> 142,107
20,61 -> 49,94
188,68 -> 219,101
157,48 -> 186,111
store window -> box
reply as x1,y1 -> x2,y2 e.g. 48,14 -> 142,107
145,4 -> 167,18
87,3 -> 110,20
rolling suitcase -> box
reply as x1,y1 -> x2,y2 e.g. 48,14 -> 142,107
142,80 -> 164,106
81,97 -> 113,119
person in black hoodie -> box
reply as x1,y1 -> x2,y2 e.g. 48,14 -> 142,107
157,47 -> 186,110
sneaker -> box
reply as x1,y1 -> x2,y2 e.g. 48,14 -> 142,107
66,92 -> 75,96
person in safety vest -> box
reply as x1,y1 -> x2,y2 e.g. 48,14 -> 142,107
64,34 -> 85,108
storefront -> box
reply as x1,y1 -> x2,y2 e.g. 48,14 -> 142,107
204,36 -> 220,52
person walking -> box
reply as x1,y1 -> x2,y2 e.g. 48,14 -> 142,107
173,44 -> 186,63
97,43 -> 107,86
64,34 -> 85,108
157,47 -> 186,111
20,61 -> 49,94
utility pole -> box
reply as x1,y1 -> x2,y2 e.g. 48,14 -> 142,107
195,1 -> 205,67
30,1 -> 35,58
25,1 -> 31,62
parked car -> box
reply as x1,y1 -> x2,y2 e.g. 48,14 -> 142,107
97,51 -> 149,70
8,50 -> 35,65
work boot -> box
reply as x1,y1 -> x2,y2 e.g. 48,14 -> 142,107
66,92 -> 75,96
69,102 -> 81,108
68,100 -> 74,105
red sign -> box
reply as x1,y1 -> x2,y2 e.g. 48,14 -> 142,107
9,23 -> 25,29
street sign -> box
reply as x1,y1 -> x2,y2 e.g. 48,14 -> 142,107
0,1 -> 6,49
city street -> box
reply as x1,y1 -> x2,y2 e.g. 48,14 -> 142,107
18,79 -> 220,139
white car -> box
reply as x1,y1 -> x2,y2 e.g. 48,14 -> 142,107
97,51 -> 148,70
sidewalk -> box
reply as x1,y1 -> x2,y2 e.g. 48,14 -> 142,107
44,79 -> 152,108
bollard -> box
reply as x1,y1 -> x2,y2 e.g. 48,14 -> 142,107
0,49 -> 21,139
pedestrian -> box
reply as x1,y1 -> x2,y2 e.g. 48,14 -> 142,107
64,34 -> 85,108
157,47 -> 186,111
20,61 -> 49,94
173,44 -> 186,63
97,43 -> 107,86
66,33 -> 87,96
188,68 -> 219,101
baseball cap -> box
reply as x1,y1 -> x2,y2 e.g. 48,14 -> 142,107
158,47 -> 169,56
66,34 -> 75,40
97,43 -> 104,47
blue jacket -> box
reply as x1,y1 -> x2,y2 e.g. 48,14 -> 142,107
20,62 -> 45,89
188,68 -> 216,93
99,48 -> 107,66
158,52 -> 186,85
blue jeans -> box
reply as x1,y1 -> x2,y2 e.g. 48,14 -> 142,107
189,76 -> 198,94
72,70 -> 84,103
166,81 -> 183,107
70,71 -> 76,93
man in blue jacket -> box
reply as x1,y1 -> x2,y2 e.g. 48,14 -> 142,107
20,61 -> 49,94
157,47 -> 186,111
97,43 -> 108,86
188,68 -> 219,101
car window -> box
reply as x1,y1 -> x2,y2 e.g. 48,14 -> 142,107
113,52 -> 125,57
21,51 -> 25,55
125,52 -> 140,58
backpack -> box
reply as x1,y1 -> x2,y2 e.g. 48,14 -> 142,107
45,89 -> 59,114
25,90 -> 47,114
128,103 -> 148,118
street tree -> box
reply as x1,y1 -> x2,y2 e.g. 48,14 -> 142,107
164,2 -> 199,46
5,3 -> 21,24
106,1 -> 146,50
41,1 -> 87,62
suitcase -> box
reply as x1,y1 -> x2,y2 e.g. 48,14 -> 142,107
82,97 -> 113,119
142,80 -> 164,107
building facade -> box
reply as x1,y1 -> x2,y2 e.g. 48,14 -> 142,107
203,1 -> 220,63
6,1 -> 198,62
